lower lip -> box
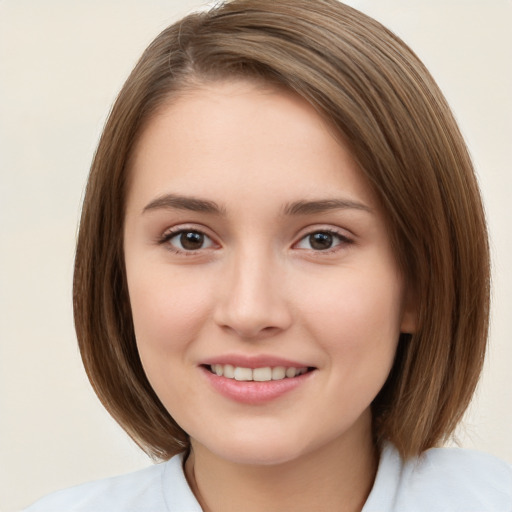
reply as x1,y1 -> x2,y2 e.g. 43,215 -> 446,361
201,367 -> 314,404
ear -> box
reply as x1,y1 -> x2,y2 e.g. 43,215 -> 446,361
400,286 -> 418,334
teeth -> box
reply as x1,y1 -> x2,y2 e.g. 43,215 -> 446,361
234,367 -> 252,381
210,364 -> 309,381
223,364 -> 235,379
272,366 -> 286,380
285,367 -> 297,378
253,367 -> 272,381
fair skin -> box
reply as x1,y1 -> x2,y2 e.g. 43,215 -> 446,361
123,80 -> 416,512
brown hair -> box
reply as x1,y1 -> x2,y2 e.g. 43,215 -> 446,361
73,0 -> 490,460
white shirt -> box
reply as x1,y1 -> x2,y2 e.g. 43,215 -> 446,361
24,443 -> 512,511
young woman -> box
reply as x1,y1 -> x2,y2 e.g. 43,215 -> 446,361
26,0 -> 512,510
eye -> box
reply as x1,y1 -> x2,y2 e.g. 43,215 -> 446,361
164,229 -> 215,252
295,230 -> 350,251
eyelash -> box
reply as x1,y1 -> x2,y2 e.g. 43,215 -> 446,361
157,227 -> 353,255
294,229 -> 353,254
158,227 -> 217,255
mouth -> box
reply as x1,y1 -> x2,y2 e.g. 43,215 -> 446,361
200,359 -> 316,404
204,364 -> 315,382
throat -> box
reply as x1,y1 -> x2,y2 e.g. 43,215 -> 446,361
184,432 -> 378,512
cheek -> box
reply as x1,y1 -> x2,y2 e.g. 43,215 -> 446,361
298,266 -> 403,368
127,266 -> 212,363
126,267 -> 216,415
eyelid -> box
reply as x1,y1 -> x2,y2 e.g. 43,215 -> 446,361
156,223 -> 353,255
292,226 -> 354,252
157,224 -> 220,254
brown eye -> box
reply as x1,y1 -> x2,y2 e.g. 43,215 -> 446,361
167,230 -> 214,251
309,232 -> 334,250
180,232 -> 204,250
295,230 -> 351,252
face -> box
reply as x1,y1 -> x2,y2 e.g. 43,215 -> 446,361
124,81 -> 416,466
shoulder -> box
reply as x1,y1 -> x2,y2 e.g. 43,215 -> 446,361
365,444 -> 512,512
23,454 -> 202,512
401,446 -> 512,509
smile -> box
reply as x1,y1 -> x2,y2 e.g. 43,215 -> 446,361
209,364 -> 310,381
201,360 -> 316,404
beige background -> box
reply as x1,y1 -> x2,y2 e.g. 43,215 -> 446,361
1,1 -> 511,510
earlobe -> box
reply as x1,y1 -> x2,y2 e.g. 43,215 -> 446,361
400,309 -> 417,334
400,289 -> 418,334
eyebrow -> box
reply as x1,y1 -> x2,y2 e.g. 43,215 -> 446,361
142,194 -> 226,215
142,194 -> 372,217
282,198 -> 373,216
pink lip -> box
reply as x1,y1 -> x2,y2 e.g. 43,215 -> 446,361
199,356 -> 316,405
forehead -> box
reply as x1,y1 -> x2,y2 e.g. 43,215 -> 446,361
126,80 -> 377,214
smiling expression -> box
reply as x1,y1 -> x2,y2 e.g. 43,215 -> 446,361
123,80 -> 416,466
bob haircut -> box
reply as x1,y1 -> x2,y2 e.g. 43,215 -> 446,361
74,0 -> 490,460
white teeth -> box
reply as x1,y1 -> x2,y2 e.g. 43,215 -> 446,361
285,367 -> 297,378
210,364 -> 309,381
223,364 -> 235,379
234,367 -> 253,381
272,366 -> 286,380
253,367 -> 272,382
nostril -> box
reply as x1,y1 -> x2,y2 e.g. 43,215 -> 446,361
218,323 -> 284,341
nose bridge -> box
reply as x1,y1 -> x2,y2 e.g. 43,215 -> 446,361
214,243 -> 291,338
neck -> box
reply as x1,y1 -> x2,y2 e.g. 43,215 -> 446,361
184,412 -> 378,512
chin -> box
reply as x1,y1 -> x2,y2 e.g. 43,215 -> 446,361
215,443 -> 304,467
194,427 -> 325,467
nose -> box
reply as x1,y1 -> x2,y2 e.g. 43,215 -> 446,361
213,249 -> 293,340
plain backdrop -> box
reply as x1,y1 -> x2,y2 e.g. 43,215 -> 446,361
1,1 -> 511,510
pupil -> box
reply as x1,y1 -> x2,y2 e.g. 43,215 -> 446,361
310,232 -> 333,250
180,231 -> 204,250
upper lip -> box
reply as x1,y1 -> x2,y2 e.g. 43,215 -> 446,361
200,354 -> 313,369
